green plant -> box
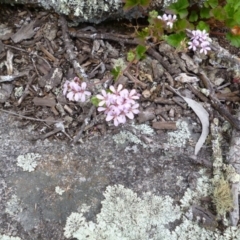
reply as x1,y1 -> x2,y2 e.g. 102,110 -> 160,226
167,0 -> 240,47
122,0 -> 240,49
123,0 -> 151,10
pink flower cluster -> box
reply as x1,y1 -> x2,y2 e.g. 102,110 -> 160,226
63,77 -> 91,102
96,84 -> 140,126
188,29 -> 211,55
157,14 -> 177,29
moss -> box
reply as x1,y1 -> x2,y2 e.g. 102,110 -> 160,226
213,178 -> 233,217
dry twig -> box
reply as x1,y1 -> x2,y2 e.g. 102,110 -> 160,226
73,105 -> 96,143
59,15 -> 88,81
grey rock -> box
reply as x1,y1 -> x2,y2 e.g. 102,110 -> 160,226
0,0 -> 205,24
0,111 -> 200,239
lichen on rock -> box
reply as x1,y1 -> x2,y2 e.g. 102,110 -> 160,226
64,184 -> 181,240
39,0 -> 121,20
166,120 -> 191,148
0,234 -> 22,240
16,153 -> 41,172
64,183 -> 240,240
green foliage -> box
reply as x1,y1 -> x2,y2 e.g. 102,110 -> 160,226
226,32 -> 240,47
165,32 -> 186,47
123,0 -> 151,10
221,0 -> 240,27
148,10 -> 158,19
127,51 -> 136,62
225,0 -> 240,12
168,0 -> 189,19
200,8 -> 210,19
137,28 -> 150,40
169,0 -> 240,47
124,0 -> 240,66
136,45 -> 147,60
91,96 -> 100,106
111,66 -> 122,80
211,7 -> 225,21
174,19 -> 191,31
127,45 -> 147,63
189,11 -> 198,22
196,21 -> 210,31
203,0 -> 218,8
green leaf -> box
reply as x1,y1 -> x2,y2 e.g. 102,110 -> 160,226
149,10 -> 158,19
225,18 -> 237,28
123,0 -> 150,10
189,10 -> 198,22
127,51 -> 135,62
168,0 -> 189,18
178,9 -> 189,19
224,4 -> 235,17
165,32 -> 186,48
234,10 -> 240,25
226,32 -> 240,47
169,0 -> 189,11
204,0 -> 218,8
200,8 -> 210,19
135,45 -> 147,61
211,7 -> 225,21
91,96 -> 100,106
111,66 -> 122,80
137,28 -> 149,39
196,21 -> 210,31
174,19 -> 190,31
227,0 -> 240,11
233,2 -> 240,11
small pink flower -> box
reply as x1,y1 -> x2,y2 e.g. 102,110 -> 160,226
96,85 -> 140,126
158,14 -> 177,29
63,79 -> 91,102
125,103 -> 140,119
66,91 -> 74,101
106,110 -> 126,126
96,90 -> 112,106
109,84 -> 123,95
120,89 -> 140,104
188,39 -> 199,51
200,42 -> 211,55
188,29 -> 211,55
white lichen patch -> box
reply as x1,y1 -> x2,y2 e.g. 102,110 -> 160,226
171,218 -> 219,239
5,194 -> 22,216
132,123 -> 155,135
55,186 -> 65,195
112,58 -> 126,71
77,203 -> 90,214
0,234 -> 22,240
113,131 -> 146,147
17,153 -> 41,172
180,170 -> 213,209
64,184 -> 181,240
14,86 -> 23,98
64,183 -> 240,240
113,123 -> 155,148
167,120 -> 191,148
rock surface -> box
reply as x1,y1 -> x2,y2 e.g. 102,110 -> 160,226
0,111 -> 201,239
0,0 -> 198,23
